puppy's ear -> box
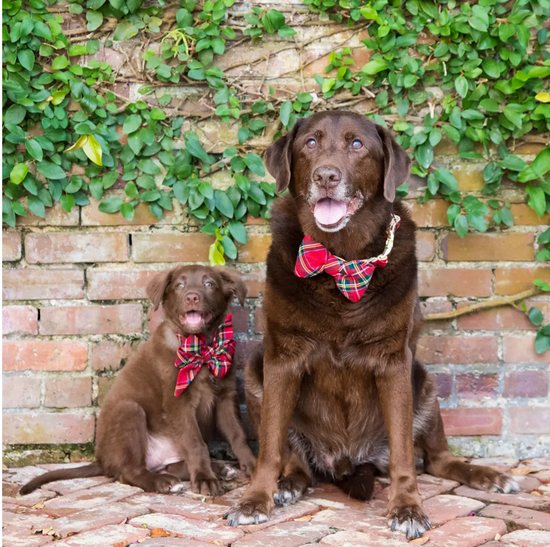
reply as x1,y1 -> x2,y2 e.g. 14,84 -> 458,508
264,119 -> 303,194
214,267 -> 247,306
146,269 -> 173,311
377,125 -> 411,203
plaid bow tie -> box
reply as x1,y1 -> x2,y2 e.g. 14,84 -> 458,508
174,314 -> 236,396
295,214 -> 400,302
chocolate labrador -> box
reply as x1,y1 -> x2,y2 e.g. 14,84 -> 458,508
21,265 -> 256,496
225,111 -> 517,538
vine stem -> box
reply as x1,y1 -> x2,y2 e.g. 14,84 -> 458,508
423,288 -> 542,321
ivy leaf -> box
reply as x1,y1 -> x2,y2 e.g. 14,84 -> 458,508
65,135 -> 88,153
362,58 -> 388,75
52,55 -> 70,70
221,236 -> 238,259
10,164 -> 28,185
280,101 -> 292,126
228,220 -> 247,244
123,114 -> 142,134
243,153 -> 265,176
37,161 -> 66,180
209,240 -> 226,266
18,49 -> 35,71
137,159 -> 160,176
535,331 -> 550,354
113,21 -> 138,41
28,195 -> 45,218
526,185 -> 546,218
215,190 -> 234,218
435,168 -> 458,191
60,194 -> 76,212
184,131 -> 212,164
125,182 -> 139,199
443,125 -> 460,143
455,75 -> 468,98
447,204 -> 461,226
86,10 -> 103,31
120,202 -> 134,221
528,307 -> 544,326
454,214 -> 469,237
82,135 -> 103,166
98,196 -> 124,213
5,105 -> 26,125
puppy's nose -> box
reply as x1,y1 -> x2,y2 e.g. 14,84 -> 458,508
185,292 -> 200,306
313,166 -> 342,189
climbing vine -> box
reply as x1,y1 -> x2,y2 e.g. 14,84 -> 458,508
2,0 -> 550,333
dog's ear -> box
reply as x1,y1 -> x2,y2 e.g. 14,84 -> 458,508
214,267 -> 247,306
377,125 -> 411,203
264,119 -> 303,194
146,269 -> 173,311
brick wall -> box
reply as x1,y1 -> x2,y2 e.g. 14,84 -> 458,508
2,4 -> 550,461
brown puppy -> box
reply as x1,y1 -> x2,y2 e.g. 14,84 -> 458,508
226,111 -> 517,538
21,265 -> 256,496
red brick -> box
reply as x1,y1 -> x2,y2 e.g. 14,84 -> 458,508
452,164 -> 485,191
423,494 -> 486,526
254,306 -> 265,333
421,300 -> 453,329
3,232 -> 21,261
47,524 -> 149,547
495,267 -> 550,295
241,269 -> 266,297
419,269 -> 492,297
318,530 -> 404,547
454,486 -> 550,511
416,231 -> 435,261
237,235 -> 271,263
504,336 -> 550,363
479,503 -> 550,531
443,233 -> 535,261
25,232 -> 128,263
87,269 -> 156,300
456,373 -> 499,400
2,413 -> 95,444
1,527 -> 54,547
510,407 -> 550,434
39,304 -> 143,335
235,341 -> 263,369
92,341 -> 137,371
504,370 -> 548,398
132,233 -> 211,262
417,336 -> 498,364
407,199 -> 449,227
423,516 -> 506,547
233,521 -> 330,547
231,306 -> 249,333
2,269 -> 85,300
44,377 -> 92,408
431,372 -> 453,399
499,530 -> 550,546
17,200 -> 79,226
2,375 -> 41,408
441,408 -> 502,435
509,204 -> 550,225
3,340 -> 88,371
2,306 -> 38,335
457,304 -> 541,330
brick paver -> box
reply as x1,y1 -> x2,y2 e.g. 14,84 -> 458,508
2,457 -> 550,547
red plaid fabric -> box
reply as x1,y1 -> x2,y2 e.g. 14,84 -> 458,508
174,314 -> 235,396
295,214 -> 400,302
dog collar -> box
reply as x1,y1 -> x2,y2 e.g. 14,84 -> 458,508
173,314 -> 235,396
294,214 -> 400,302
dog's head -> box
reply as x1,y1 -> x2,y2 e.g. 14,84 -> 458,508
146,265 -> 246,336
264,111 -> 410,233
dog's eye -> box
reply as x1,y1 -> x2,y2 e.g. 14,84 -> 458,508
204,281 -> 212,288
306,138 -> 316,149
178,282 -> 185,289
352,139 -> 363,149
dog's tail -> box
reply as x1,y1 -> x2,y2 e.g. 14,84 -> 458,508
19,462 -> 103,495
335,462 -> 376,501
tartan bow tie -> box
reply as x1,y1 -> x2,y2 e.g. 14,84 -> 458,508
294,214 -> 400,302
174,314 -> 235,396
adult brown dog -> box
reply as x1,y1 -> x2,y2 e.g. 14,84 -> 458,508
21,265 -> 256,496
225,111 -> 517,538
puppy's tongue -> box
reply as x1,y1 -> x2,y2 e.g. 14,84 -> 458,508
185,312 -> 203,325
314,198 -> 347,225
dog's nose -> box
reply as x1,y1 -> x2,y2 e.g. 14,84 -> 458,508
313,166 -> 342,188
185,292 -> 200,306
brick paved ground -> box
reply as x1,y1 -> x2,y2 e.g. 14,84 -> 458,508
3,458 -> 550,547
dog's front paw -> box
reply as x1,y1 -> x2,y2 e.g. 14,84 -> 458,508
273,474 -> 308,505
191,473 -> 222,496
154,473 -> 185,494
467,464 -> 519,494
224,491 -> 274,526
388,504 -> 432,540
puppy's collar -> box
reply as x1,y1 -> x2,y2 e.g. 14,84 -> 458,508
295,214 -> 400,302
173,314 -> 235,396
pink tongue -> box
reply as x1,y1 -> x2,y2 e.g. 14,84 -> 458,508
186,312 -> 203,325
314,198 -> 347,225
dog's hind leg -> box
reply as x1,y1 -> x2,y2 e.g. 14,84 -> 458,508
417,400 -> 518,494
275,447 -> 312,505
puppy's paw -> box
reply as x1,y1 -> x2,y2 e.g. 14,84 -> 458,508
224,491 -> 273,527
217,463 -> 239,481
465,464 -> 520,494
154,474 -> 183,494
388,504 -> 432,540
191,473 -> 222,496
273,474 -> 307,505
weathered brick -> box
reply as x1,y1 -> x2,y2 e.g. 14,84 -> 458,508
419,269 -> 492,297
434,137 -> 460,156
241,269 -> 266,297
431,372 -> 453,399
509,204 -> 550,225
234,521 -> 330,547
2,269 -> 85,300
3,340 -> 88,371
421,300 -> 453,329
453,486 -> 550,511
254,306 -> 265,333
443,233 -> 535,261
416,474 -> 461,500
237,235 -> 271,263
92,340 -> 137,371
48,524 -> 149,547
87,269 -> 156,300
1,526 -> 54,547
504,370 -> 548,398
495,267 -> 550,295
2,306 -> 38,335
44,377 -> 92,408
423,494 -> 486,526
457,304 -> 542,330
499,530 -> 550,546
423,516 -> 506,547
441,408 -> 502,435
3,232 -> 21,261
510,407 -> 550,434
2,375 -> 41,409
416,231 -> 435,261
456,373 -> 499,400
417,336 -> 498,364
2,413 -> 95,444
452,164 -> 485,191
39,304 -> 143,335
132,233 -> 212,262
406,199 -> 449,227
504,336 -> 550,363
25,232 -> 128,263
479,503 -> 550,531
17,200 -> 79,226
235,340 -> 263,368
